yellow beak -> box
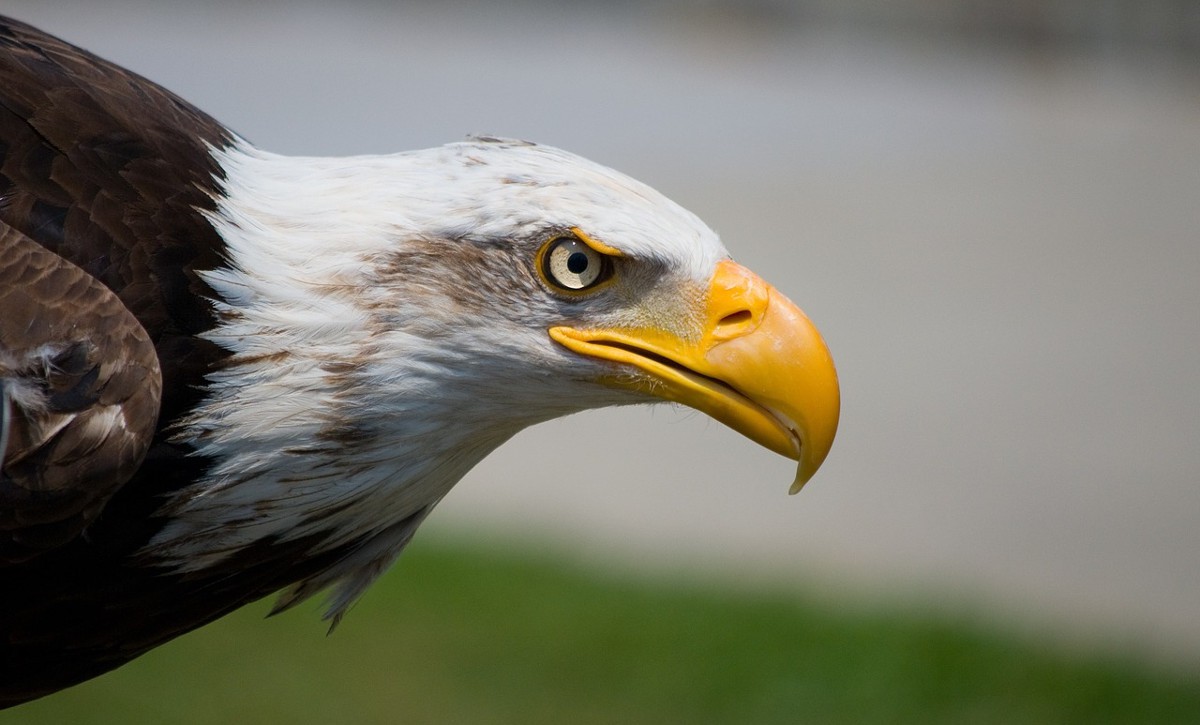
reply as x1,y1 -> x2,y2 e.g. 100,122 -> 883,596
549,260 -> 840,492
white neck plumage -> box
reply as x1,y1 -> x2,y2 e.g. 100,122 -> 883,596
146,142 -> 566,618
140,135 -> 724,619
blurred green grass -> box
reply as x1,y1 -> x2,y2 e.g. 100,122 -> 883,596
6,535 -> 1199,724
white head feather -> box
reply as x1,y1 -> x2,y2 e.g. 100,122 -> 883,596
151,137 -> 728,619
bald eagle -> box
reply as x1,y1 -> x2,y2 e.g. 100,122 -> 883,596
0,15 -> 839,706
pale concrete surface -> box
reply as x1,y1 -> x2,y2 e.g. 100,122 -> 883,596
8,0 -> 1199,667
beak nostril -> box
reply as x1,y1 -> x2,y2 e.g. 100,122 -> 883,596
717,309 -> 753,328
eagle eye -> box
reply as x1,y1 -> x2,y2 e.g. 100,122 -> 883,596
540,236 -> 612,293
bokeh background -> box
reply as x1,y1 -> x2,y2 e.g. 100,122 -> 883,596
4,1 -> 1199,721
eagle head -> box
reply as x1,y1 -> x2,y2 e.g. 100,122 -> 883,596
162,136 -> 840,617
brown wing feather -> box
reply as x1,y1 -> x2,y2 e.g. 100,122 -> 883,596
0,223 -> 161,563
0,14 -> 260,705
0,16 -> 384,707
0,14 -> 234,556
0,15 -> 233,427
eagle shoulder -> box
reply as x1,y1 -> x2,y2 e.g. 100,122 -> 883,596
0,222 -> 161,564
0,14 -> 235,427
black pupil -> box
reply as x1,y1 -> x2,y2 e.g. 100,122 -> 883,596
566,251 -> 590,274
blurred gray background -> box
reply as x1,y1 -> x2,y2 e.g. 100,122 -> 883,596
7,0 -> 1198,669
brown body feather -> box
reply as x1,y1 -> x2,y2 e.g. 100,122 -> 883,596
0,16 -> 355,706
